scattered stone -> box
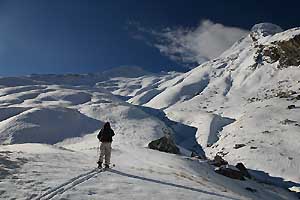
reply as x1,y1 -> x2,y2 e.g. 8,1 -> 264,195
262,130 -> 271,134
250,146 -> 258,149
288,157 -> 293,160
274,91 -> 296,98
280,119 -> 297,125
289,91 -> 297,95
217,151 -> 229,157
235,162 -> 251,178
148,135 -> 180,154
207,143 -> 213,147
288,105 -> 296,109
245,187 -> 257,192
209,155 -> 228,167
234,144 -> 246,149
247,97 -> 260,103
296,95 -> 300,100
215,166 -> 245,180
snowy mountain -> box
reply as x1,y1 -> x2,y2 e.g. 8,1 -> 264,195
1,23 -> 300,199
126,23 -> 300,185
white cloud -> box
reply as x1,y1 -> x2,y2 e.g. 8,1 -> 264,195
130,20 -> 249,68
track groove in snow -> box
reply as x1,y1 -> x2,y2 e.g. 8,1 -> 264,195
34,168 -> 103,200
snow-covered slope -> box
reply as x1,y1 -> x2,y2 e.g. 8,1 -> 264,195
1,23 -> 300,199
132,23 -> 300,186
96,71 -> 182,103
0,83 -> 171,146
1,79 -> 291,200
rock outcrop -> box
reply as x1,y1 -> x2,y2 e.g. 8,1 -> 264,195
235,162 -> 251,178
215,166 -> 246,180
209,155 -> 228,167
210,155 -> 251,180
263,33 -> 300,68
148,135 -> 180,154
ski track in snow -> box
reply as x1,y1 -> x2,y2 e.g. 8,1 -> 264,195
34,168 -> 104,200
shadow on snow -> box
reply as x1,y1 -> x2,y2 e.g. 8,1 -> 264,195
134,105 -> 206,158
249,169 -> 300,191
109,169 -> 240,200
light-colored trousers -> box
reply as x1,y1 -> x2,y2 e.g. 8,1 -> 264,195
98,142 -> 112,165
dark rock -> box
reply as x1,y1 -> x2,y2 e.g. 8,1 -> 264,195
148,135 -> 180,154
275,91 -> 290,98
215,166 -> 245,180
262,130 -> 271,134
280,119 -> 297,125
217,151 -> 229,157
262,34 -> 300,68
296,95 -> 300,100
287,105 -> 296,109
245,187 -> 257,192
250,146 -> 258,149
207,143 -> 213,147
289,91 -> 297,95
209,155 -> 228,167
234,144 -> 246,149
235,162 -> 251,178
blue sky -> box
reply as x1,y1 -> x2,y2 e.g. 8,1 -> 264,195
0,0 -> 299,76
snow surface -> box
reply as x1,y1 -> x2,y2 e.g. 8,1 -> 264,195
1,24 -> 300,199
129,23 -> 300,187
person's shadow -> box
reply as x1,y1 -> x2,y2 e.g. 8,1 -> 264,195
108,169 -> 241,200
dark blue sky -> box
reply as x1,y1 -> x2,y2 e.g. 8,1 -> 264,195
0,0 -> 299,76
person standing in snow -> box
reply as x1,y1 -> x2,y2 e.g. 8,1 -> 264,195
97,122 -> 115,169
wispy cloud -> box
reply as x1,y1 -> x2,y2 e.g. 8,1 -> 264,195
128,20 -> 249,68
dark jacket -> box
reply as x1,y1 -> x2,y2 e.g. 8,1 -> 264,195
97,126 -> 115,142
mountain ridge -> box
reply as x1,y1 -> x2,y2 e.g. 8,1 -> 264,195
127,23 -> 300,184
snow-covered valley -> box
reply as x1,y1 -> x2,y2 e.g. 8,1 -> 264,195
1,23 -> 300,199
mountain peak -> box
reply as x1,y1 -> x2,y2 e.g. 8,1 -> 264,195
250,23 -> 283,40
